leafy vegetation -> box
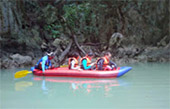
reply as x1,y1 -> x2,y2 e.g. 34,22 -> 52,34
0,0 -> 169,52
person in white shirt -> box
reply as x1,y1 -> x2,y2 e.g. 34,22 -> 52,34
68,52 -> 81,70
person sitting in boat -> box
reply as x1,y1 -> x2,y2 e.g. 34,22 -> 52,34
68,52 -> 81,70
96,51 -> 117,70
80,52 -> 95,70
34,52 -> 55,72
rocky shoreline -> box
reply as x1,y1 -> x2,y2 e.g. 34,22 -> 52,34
1,43 -> 169,69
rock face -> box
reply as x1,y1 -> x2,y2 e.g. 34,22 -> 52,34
142,46 -> 170,62
1,54 -> 33,69
109,32 -> 124,50
10,54 -> 32,65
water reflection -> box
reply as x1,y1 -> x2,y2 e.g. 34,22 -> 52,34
15,81 -> 33,91
14,76 -> 129,97
42,79 -> 49,94
33,77 -> 129,96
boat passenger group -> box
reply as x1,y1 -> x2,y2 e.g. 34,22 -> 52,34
34,51 -> 117,72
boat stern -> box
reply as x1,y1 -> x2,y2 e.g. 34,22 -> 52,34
117,66 -> 132,77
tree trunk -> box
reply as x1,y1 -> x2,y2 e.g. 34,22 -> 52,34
0,0 -> 23,35
72,35 -> 86,55
61,16 -> 86,56
57,39 -> 73,65
117,5 -> 125,35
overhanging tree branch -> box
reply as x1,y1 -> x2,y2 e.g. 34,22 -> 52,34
61,16 -> 86,55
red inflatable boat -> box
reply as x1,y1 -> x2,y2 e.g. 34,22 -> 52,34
33,66 -> 132,78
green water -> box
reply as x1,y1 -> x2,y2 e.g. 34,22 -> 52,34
0,63 -> 169,109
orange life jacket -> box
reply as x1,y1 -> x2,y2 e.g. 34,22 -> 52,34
96,56 -> 109,69
68,57 -> 79,69
80,56 -> 91,69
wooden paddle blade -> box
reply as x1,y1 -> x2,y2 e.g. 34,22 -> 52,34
60,65 -> 68,67
14,70 -> 32,78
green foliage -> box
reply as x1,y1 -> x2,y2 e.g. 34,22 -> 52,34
2,0 -> 168,50
56,1 -> 169,45
44,24 -> 62,38
63,3 -> 98,36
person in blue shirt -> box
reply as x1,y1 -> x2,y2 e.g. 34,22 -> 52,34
80,53 -> 95,70
34,52 -> 55,72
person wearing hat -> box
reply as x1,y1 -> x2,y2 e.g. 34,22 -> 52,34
34,52 -> 55,72
80,52 -> 95,70
96,51 -> 117,70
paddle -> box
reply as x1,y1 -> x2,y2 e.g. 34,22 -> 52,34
15,70 -> 32,78
14,65 -> 68,79
60,65 -> 68,67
